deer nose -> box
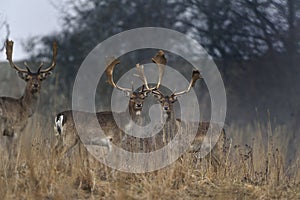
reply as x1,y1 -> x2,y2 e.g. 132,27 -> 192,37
33,83 -> 39,88
164,106 -> 169,111
136,103 -> 142,108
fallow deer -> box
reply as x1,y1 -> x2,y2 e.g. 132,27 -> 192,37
98,51 -> 166,152
151,53 -> 201,145
0,40 -> 57,158
53,51 -> 166,157
152,63 -> 226,170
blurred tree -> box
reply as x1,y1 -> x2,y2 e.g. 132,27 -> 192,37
29,0 -> 300,84
25,0 -> 300,124
21,0 -> 191,114
183,0 -> 300,59
179,0 -> 300,81
27,0 -> 184,98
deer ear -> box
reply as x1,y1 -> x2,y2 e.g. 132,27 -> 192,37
142,91 -> 148,97
140,85 -> 149,97
170,94 -> 178,103
152,88 -> 163,99
124,91 -> 131,97
40,72 -> 52,80
153,93 -> 161,100
17,72 -> 30,81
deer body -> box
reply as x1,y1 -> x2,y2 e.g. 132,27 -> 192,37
0,77 -> 40,136
156,93 -> 178,144
54,87 -> 149,157
152,67 -> 201,145
53,55 -> 157,158
54,110 -> 114,157
154,92 -> 226,170
151,55 -> 226,170
0,40 -> 57,158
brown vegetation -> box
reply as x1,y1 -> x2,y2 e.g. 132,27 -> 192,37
0,115 -> 299,199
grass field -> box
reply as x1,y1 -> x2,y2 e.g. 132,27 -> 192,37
0,114 -> 299,200
0,63 -> 299,199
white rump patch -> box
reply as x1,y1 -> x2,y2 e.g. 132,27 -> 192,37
54,114 -> 64,136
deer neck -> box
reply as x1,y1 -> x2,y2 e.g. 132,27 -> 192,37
127,102 -> 141,122
162,108 -> 175,123
20,85 -> 40,117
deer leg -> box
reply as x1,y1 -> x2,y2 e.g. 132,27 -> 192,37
60,138 -> 79,157
79,142 -> 93,188
78,142 -> 89,169
3,127 -> 16,159
53,136 -> 64,157
162,129 -> 166,145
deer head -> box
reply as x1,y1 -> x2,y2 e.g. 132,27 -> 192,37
152,67 -> 201,117
105,58 -> 152,117
5,40 -> 57,94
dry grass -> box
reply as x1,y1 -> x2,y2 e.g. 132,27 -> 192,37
0,114 -> 299,200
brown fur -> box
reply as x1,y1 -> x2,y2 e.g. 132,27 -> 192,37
1,71 -> 52,158
53,87 -> 150,159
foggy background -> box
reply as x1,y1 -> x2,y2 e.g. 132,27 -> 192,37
0,0 -> 299,130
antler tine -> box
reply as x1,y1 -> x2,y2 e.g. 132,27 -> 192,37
152,50 -> 166,89
37,62 -> 44,73
134,63 -> 150,90
5,40 -> 28,73
39,41 -> 57,73
105,57 -> 132,93
174,69 -> 201,96
23,62 -> 33,74
23,61 -> 30,68
190,69 -> 201,87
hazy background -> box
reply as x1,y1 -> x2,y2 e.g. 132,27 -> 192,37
0,0 -> 300,129
0,1 -> 300,191
0,0 -> 60,60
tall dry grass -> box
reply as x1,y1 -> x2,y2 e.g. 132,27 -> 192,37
0,114 -> 299,200
0,62 -> 299,199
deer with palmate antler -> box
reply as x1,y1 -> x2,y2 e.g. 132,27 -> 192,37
151,50 -> 201,145
151,55 -> 226,170
0,40 -> 57,158
53,51 -> 165,159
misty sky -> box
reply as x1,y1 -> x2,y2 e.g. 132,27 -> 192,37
0,0 -> 61,61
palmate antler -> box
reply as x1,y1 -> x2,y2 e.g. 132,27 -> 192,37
151,50 -> 201,100
38,41 -> 57,73
6,40 -> 57,74
134,63 -> 151,90
6,40 -> 28,73
151,49 -> 201,96
105,58 -> 131,93
105,50 -> 183,97
152,50 -> 166,89
173,69 -> 201,96
134,50 -> 168,91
